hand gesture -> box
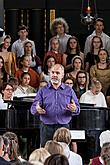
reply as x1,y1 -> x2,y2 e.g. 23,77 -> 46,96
67,99 -> 77,112
36,102 -> 46,114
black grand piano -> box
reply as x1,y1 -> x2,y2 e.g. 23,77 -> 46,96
2,98 -> 110,160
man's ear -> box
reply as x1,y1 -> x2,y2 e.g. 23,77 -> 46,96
62,71 -> 64,78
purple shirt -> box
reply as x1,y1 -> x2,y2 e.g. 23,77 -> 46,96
30,82 -> 80,124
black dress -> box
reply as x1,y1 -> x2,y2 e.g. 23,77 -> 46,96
85,52 -> 99,69
0,157 -> 11,165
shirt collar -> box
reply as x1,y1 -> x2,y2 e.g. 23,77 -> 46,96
92,30 -> 104,37
48,82 -> 65,90
18,38 -> 28,43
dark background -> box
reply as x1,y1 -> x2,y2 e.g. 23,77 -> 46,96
3,0 -> 110,58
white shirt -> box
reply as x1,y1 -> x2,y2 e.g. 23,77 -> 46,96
84,30 -> 110,56
69,151 -> 83,165
14,85 -> 35,97
80,90 -> 107,107
11,38 -> 36,58
61,142 -> 83,165
0,98 -> 8,109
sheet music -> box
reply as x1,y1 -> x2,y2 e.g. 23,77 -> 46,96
70,130 -> 85,140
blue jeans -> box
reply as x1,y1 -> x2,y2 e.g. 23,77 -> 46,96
40,122 -> 69,147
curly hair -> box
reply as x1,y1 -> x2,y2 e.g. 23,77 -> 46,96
50,17 -> 69,36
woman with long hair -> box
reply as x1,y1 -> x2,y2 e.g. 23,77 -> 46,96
0,56 -> 8,85
90,48 -> 110,95
0,35 -> 17,76
65,36 -> 84,71
65,56 -> 83,84
41,56 -> 56,82
85,36 -> 103,72
24,40 -> 42,73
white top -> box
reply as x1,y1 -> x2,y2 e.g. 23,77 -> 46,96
60,142 -> 83,165
84,30 -> 110,56
80,90 -> 107,107
11,38 -> 36,58
18,156 -> 26,162
99,130 -> 110,147
69,151 -> 83,165
14,85 -> 35,97
0,98 -> 8,109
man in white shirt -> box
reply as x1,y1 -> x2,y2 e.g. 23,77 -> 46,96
80,79 -> 107,107
11,25 -> 36,59
84,18 -> 110,58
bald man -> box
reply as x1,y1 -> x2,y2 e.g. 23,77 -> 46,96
31,64 -> 80,146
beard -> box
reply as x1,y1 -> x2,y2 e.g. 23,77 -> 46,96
51,79 -> 60,84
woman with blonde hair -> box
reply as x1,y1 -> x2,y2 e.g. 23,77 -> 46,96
29,147 -> 50,164
44,140 -> 64,155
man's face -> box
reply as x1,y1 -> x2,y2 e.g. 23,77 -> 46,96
18,29 -> 28,40
95,21 -> 104,33
50,65 -> 64,85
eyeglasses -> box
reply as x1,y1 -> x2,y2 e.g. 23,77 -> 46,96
78,76 -> 86,79
65,82 -> 73,85
93,41 -> 101,43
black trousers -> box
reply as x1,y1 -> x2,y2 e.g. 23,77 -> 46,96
40,122 -> 69,147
